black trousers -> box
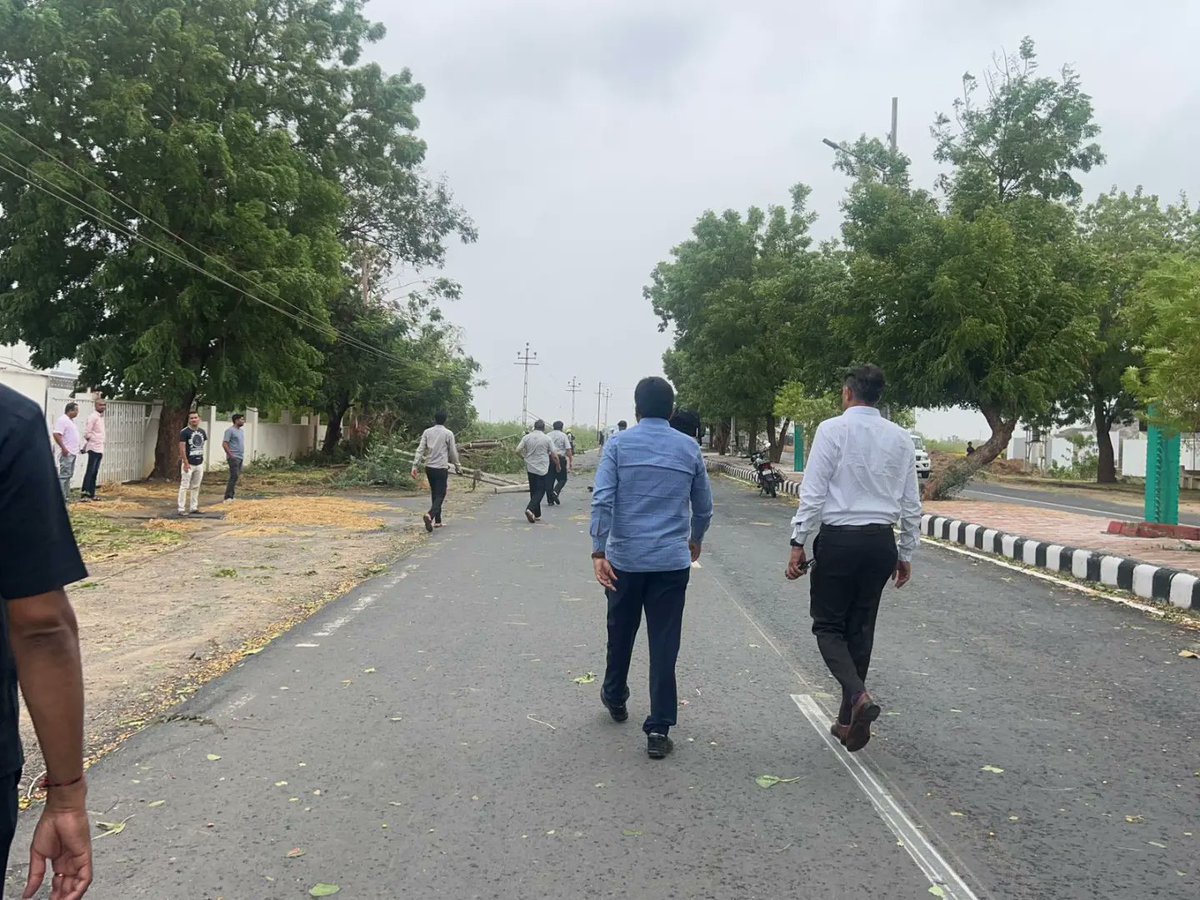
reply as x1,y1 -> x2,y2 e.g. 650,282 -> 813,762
550,460 -> 568,500
526,471 -> 548,518
224,457 -> 243,500
81,450 -> 103,498
809,527 -> 898,724
602,567 -> 690,735
0,768 -> 20,896
426,467 -> 449,523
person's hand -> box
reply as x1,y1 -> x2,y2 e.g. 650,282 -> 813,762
689,541 -> 702,563
182,462 -> 191,473
410,468 -> 419,479
455,465 -> 463,476
24,790 -> 93,900
893,560 -> 912,589
785,546 -> 808,580
593,557 -> 617,591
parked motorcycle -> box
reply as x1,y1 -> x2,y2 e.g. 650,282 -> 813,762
746,449 -> 786,498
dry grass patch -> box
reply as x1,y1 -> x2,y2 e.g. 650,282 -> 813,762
221,496 -> 390,531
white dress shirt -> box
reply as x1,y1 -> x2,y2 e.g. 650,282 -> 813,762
548,429 -> 571,456
413,424 -> 460,470
790,406 -> 923,561
516,430 -> 557,476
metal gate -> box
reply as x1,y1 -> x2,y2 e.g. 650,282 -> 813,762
44,391 -> 151,486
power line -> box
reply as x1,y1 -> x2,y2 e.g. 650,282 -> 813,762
0,125 -> 416,367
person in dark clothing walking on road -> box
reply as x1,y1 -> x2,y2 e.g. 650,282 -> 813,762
411,411 -> 462,532
516,420 -> 558,523
591,377 -> 713,759
0,385 -> 94,899
785,365 -> 922,752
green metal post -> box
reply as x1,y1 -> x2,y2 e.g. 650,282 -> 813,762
1145,412 -> 1181,525
793,429 -> 805,472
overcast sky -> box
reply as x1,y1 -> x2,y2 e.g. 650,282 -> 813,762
370,0 -> 1200,438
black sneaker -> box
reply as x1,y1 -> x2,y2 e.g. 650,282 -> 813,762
423,513 -> 434,533
647,733 -> 673,759
525,509 -> 536,524
601,692 -> 628,723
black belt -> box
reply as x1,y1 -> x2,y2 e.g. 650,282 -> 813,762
820,523 -> 894,533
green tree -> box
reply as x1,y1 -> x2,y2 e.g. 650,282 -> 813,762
773,382 -> 840,461
0,0 -> 471,475
839,39 -> 1101,495
1124,256 -> 1200,435
649,185 -> 840,461
1061,189 -> 1196,480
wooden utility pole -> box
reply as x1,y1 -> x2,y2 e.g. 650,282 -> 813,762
595,382 -> 604,435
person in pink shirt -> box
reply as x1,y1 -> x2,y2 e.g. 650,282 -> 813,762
80,399 -> 106,501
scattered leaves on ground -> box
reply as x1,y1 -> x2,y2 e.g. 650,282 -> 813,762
622,829 -> 643,837
1126,815 -> 1145,824
572,672 -> 596,684
214,568 -> 238,578
981,765 -> 1004,774
206,754 -> 222,761
929,887 -> 947,898
309,884 -> 341,897
96,818 -> 130,838
147,800 -> 166,808
755,775 -> 803,789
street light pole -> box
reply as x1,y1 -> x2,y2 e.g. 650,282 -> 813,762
514,343 -> 538,425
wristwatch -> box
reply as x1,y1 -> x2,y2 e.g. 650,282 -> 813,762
591,551 -> 606,560
789,539 -> 804,549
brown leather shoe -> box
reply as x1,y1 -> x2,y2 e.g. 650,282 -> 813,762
845,692 -> 881,752
830,721 -> 851,744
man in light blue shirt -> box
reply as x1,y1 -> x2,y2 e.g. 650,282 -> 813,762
590,377 -> 713,760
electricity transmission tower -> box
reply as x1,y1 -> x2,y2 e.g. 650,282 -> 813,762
514,343 -> 538,424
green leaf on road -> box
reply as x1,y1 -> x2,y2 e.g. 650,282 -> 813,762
206,754 -> 221,761
572,672 -> 596,684
364,667 -> 377,673
929,887 -> 947,898
622,829 -> 642,837
147,800 -> 166,808
309,884 -> 340,896
96,818 -> 130,837
756,775 -> 802,788
980,765 -> 1004,774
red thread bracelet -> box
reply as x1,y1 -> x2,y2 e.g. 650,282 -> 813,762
39,774 -> 84,790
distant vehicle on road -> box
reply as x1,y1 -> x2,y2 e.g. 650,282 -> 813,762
911,434 -> 932,480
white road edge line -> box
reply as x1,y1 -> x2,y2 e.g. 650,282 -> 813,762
922,537 -> 1167,617
961,489 -> 1140,519
791,694 -> 980,900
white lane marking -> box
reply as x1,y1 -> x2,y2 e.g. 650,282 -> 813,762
312,594 -> 379,637
792,694 -> 980,900
223,693 -> 254,715
295,642 -> 320,648
961,488 -> 1139,519
922,538 -> 1166,617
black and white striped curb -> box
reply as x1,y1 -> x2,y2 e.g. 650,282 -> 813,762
922,514 -> 1200,611
709,461 -> 801,498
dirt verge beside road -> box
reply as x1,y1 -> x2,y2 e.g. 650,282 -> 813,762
18,469 -> 481,803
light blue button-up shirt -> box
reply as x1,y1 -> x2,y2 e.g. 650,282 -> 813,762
590,418 -> 714,573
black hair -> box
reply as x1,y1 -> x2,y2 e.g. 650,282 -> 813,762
232,412 -> 246,423
533,419 -> 546,431
65,402 -> 78,413
669,409 -> 700,439
844,364 -> 886,406
633,377 -> 674,420
434,410 -> 448,425
552,420 -> 564,431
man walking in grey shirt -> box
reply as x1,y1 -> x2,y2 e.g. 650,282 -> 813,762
785,365 -> 922,753
411,411 -> 461,532
222,414 -> 246,502
516,420 -> 558,524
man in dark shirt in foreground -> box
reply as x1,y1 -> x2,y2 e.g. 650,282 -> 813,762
0,385 -> 92,898
590,378 -> 713,759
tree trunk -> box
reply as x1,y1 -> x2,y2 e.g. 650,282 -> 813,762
766,415 -> 791,463
922,406 -> 1016,499
713,420 -> 730,455
1093,400 -> 1117,484
151,399 -> 194,479
322,401 -> 350,455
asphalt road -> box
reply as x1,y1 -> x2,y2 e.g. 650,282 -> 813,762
960,481 -> 1200,527
8,470 -> 1198,899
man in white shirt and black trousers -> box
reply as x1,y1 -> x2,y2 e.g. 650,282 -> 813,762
786,364 -> 922,753
411,411 -> 462,532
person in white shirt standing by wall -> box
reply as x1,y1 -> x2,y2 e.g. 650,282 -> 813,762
785,364 -> 922,753
52,402 -> 81,504
411,411 -> 462,532
80,398 -> 106,501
